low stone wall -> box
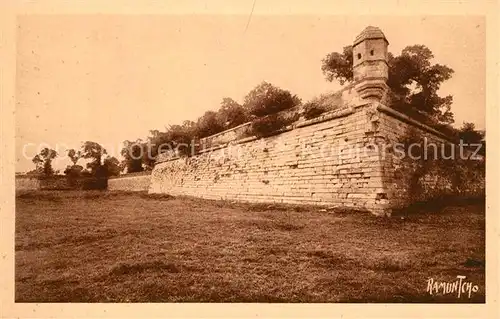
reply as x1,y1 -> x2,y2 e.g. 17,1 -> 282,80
15,176 -> 109,191
16,176 -> 72,190
15,176 -> 41,191
108,172 -> 152,192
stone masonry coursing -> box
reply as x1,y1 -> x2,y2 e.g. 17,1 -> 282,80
150,103 -> 392,215
108,174 -> 151,192
148,26 -> 484,215
149,102 -> 484,215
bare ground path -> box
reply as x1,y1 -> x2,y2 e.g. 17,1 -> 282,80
15,191 -> 485,302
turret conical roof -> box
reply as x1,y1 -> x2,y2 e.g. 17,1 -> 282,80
353,26 -> 388,46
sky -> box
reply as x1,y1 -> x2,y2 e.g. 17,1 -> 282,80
15,15 -> 485,173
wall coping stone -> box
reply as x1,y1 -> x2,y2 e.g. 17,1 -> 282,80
155,106 -> 358,165
198,122 -> 252,144
109,171 -> 152,179
376,103 -> 456,142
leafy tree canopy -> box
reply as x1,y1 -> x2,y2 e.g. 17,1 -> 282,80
102,156 -> 121,177
458,122 -> 484,144
64,164 -> 84,177
120,140 -> 145,173
196,111 -> 225,138
243,82 -> 301,117
458,122 -> 485,156
218,98 -> 249,129
321,45 -> 455,125
132,82 -> 301,165
67,149 -> 81,165
80,141 -> 107,175
32,147 -> 58,177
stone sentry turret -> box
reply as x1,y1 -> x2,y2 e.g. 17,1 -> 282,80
352,26 -> 389,102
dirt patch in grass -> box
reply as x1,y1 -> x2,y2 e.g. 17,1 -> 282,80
15,190 -> 485,302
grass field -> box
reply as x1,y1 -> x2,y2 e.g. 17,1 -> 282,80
15,190 -> 485,302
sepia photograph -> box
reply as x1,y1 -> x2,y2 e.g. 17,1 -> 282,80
2,0 -> 497,316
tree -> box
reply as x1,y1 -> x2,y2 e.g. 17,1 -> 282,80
217,98 -> 249,129
196,111 -> 225,138
67,149 -> 81,165
458,122 -> 485,156
143,131 -> 162,169
321,46 -> 353,85
321,45 -> 455,125
458,122 -> 484,144
121,140 -> 144,173
102,156 -> 121,177
80,141 -> 107,175
243,82 -> 301,117
145,120 -> 199,163
64,164 -> 84,178
32,155 -> 43,171
64,148 -> 83,178
74,141 -> 122,178
32,147 -> 58,177
170,121 -> 197,146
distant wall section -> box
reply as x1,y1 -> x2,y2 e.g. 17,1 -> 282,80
108,172 -> 152,192
15,176 -> 109,191
15,176 -> 41,191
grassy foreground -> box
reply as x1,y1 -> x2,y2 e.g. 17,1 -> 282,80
15,190 -> 485,302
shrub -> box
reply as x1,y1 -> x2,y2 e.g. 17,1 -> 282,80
217,98 -> 250,130
250,111 -> 299,138
146,122 -> 198,160
243,82 -> 301,117
302,101 -> 328,120
120,141 -> 145,173
196,111 -> 225,138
